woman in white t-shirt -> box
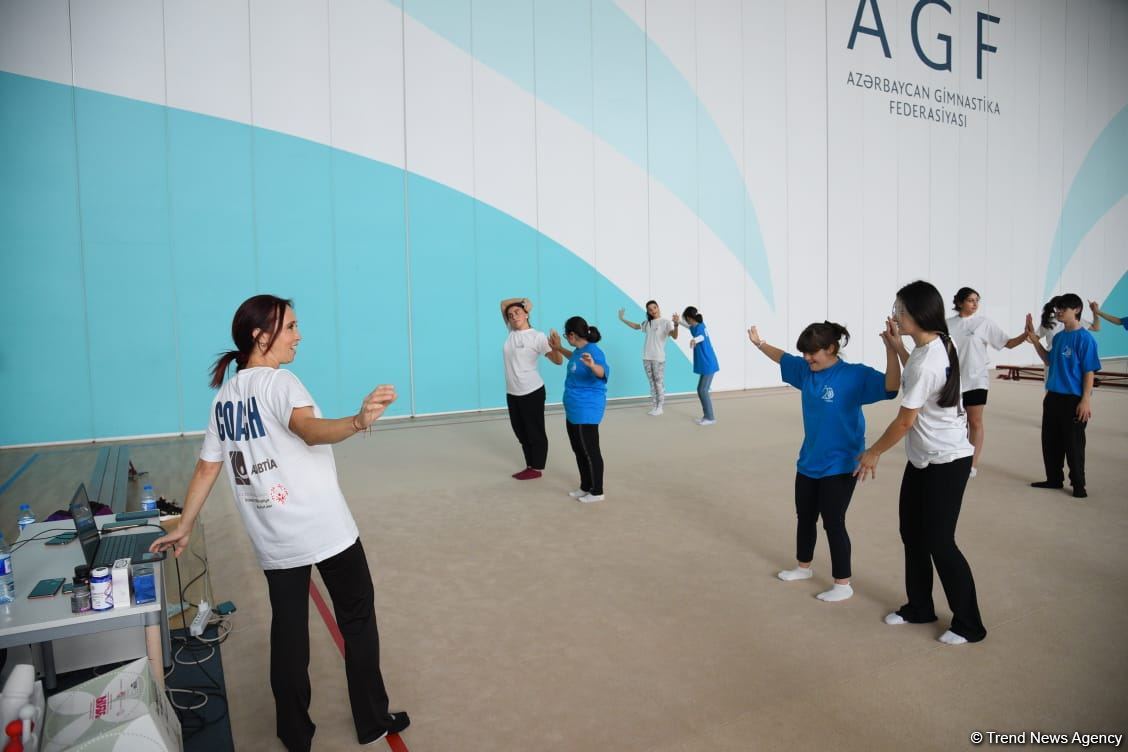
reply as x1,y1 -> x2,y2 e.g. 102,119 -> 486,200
856,281 -> 986,645
945,287 -> 1026,477
150,295 -> 409,751
500,298 -> 564,480
617,300 -> 678,415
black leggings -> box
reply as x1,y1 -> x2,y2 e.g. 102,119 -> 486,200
896,457 -> 986,642
794,472 -> 857,580
565,421 -> 604,495
507,386 -> 548,470
263,539 -> 397,751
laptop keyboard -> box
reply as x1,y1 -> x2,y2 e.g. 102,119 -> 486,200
94,530 -> 159,568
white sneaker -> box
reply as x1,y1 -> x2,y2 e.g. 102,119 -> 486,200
568,489 -> 588,498
578,493 -> 605,503
969,467 -> 978,478
648,406 -> 663,416
695,417 -> 716,426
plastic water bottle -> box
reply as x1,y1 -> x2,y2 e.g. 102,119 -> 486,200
16,504 -> 36,533
0,534 -> 14,604
141,484 -> 158,512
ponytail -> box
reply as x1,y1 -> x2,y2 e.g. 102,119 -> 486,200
586,326 -> 602,343
797,321 -> 850,355
936,331 -> 962,409
209,294 -> 293,388
1039,298 -> 1058,331
564,315 -> 601,343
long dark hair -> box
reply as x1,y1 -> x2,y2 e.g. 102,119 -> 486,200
1039,296 -> 1060,330
897,281 -> 961,408
796,321 -> 849,356
564,316 -> 602,343
210,295 -> 293,388
682,306 -> 703,324
952,287 -> 979,312
643,299 -> 659,324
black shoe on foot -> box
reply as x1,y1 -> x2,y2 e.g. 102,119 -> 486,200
1030,481 -> 1064,489
1073,488 -> 1088,499
361,712 -> 411,744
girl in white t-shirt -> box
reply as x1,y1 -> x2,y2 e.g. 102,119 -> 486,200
149,295 -> 410,750
856,281 -> 986,646
945,287 -> 1026,477
617,300 -> 679,415
500,298 -> 564,480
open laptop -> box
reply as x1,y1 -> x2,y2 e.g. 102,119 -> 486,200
70,483 -> 165,567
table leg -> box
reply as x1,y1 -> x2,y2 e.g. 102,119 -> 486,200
146,624 -> 164,690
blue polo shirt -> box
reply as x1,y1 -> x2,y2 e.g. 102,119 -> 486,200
1046,328 -> 1101,397
690,323 -> 719,375
563,343 -> 610,424
780,354 -> 897,478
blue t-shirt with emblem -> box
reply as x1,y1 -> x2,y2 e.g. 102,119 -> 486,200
690,323 -> 719,375
1046,327 -> 1101,397
563,343 -> 611,424
780,354 -> 897,478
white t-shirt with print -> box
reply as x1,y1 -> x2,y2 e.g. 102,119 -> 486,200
503,328 -> 551,396
901,338 -> 974,469
947,314 -> 1011,391
200,367 -> 359,570
642,318 -> 675,362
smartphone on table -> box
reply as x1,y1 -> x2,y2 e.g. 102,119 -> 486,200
45,532 -> 77,546
28,578 -> 66,599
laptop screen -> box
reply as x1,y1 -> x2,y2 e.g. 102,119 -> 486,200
69,483 -> 100,567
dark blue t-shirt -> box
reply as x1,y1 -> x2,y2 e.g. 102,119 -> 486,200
780,354 -> 897,478
690,323 -> 719,375
563,343 -> 610,424
1046,328 -> 1101,396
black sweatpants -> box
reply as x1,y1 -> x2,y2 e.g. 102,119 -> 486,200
507,386 -> 548,470
896,456 -> 986,642
794,472 -> 857,580
565,421 -> 604,495
263,539 -> 396,751
1041,391 -> 1087,489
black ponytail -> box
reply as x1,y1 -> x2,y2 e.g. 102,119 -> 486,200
897,280 -> 962,408
796,321 -> 850,356
564,316 -> 601,343
1039,298 -> 1059,331
210,294 -> 293,388
682,305 -> 703,324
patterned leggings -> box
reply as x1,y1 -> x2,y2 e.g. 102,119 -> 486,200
643,359 -> 666,407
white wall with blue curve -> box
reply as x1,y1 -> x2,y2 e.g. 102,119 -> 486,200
1,0 -> 1126,446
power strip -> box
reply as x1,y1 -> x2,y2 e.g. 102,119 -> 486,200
190,601 -> 211,637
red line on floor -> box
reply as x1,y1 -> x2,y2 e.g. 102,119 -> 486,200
309,580 -> 411,752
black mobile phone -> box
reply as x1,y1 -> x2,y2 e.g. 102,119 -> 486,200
28,577 -> 66,599
62,582 -> 75,594
45,532 -> 77,546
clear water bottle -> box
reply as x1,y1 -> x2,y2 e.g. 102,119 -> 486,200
141,485 -> 158,512
0,534 -> 14,604
16,504 -> 36,533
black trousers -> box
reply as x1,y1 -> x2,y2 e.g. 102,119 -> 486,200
1041,391 -> 1087,489
794,472 -> 857,580
507,386 -> 548,470
896,457 -> 986,642
263,539 -> 395,751
565,421 -> 604,495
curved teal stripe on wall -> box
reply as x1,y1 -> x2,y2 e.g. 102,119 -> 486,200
1043,104 -> 1128,300
399,0 -> 775,307
1092,270 -> 1128,358
0,71 -> 696,445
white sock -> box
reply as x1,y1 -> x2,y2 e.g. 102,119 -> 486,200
777,566 -> 813,581
884,612 -> 907,625
816,583 -> 853,602
939,630 -> 968,645
969,467 -> 978,478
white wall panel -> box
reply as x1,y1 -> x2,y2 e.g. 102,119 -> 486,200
956,0 -> 989,300
471,59 -> 538,232
328,0 -> 406,167
249,0 -> 331,144
164,0 -> 251,123
70,0 -> 165,104
0,0 -> 72,85
1008,0 -> 1044,320
1036,0 -> 1068,294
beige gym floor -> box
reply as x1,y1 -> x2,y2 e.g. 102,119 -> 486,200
3,376 -> 1127,751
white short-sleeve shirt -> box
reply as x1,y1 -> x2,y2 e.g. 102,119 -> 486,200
901,338 -> 975,469
947,314 -> 1011,391
642,318 -> 675,362
200,368 -> 359,570
503,328 -> 551,396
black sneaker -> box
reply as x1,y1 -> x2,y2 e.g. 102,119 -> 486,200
1073,488 -> 1088,499
1030,481 -> 1064,490
361,712 -> 411,744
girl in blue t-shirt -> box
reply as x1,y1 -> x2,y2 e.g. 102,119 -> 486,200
673,306 -> 719,425
548,316 -> 611,503
748,319 -> 900,602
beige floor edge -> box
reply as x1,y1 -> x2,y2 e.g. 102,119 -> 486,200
4,379 -> 1127,751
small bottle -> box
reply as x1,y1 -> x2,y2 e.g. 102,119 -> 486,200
140,485 -> 158,513
0,534 -> 13,604
16,505 -> 36,533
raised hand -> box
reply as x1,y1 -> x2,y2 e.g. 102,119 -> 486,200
880,317 -> 899,349
580,352 -> 595,369
747,325 -> 762,346
548,329 -> 561,349
1024,312 -> 1035,335
618,307 -> 626,319
356,385 -> 397,429
671,312 -> 680,325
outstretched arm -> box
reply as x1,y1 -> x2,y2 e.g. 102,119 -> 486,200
148,458 -> 223,559
854,407 -> 919,482
618,308 -> 642,330
289,385 -> 398,445
1092,302 -> 1122,326
747,326 -> 785,364
1026,331 -> 1050,364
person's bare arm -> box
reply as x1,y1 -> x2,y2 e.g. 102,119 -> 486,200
289,385 -> 398,445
